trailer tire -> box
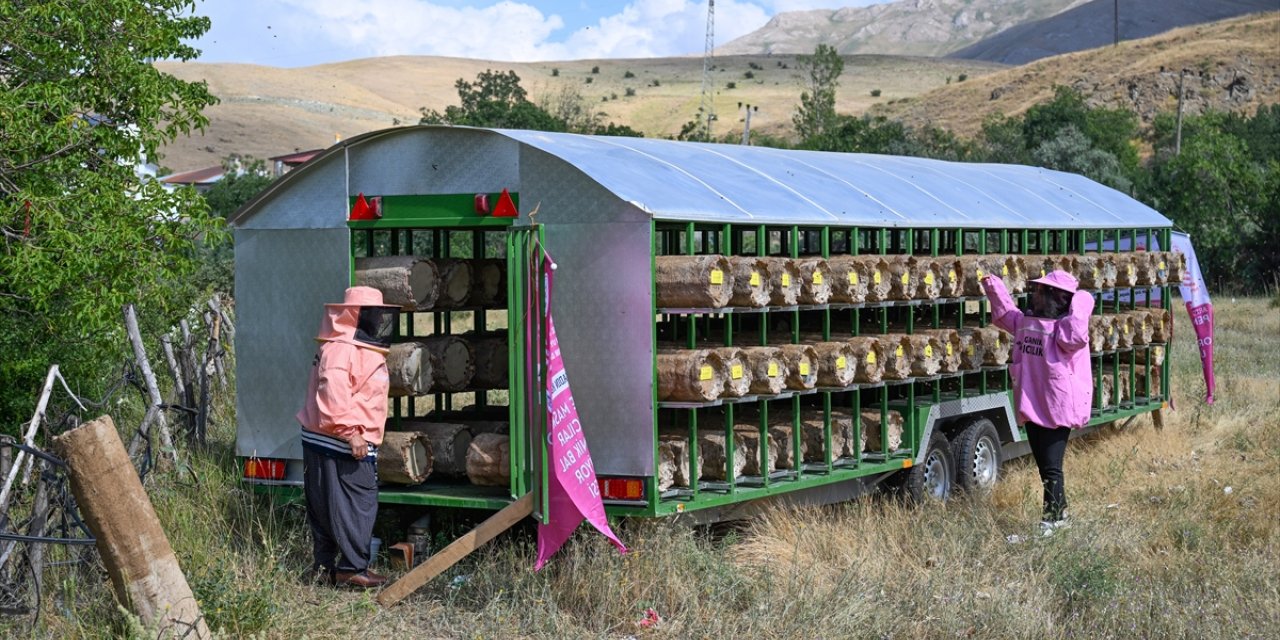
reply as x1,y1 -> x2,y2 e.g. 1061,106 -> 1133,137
952,418 -> 1001,492
885,429 -> 953,502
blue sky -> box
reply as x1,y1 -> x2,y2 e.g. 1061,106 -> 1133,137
193,1 -> 890,67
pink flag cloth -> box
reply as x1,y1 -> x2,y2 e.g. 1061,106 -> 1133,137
534,269 -> 625,569
1170,232 -> 1215,404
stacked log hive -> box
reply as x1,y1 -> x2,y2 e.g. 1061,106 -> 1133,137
1125,310 -> 1155,345
1088,316 -> 1111,353
877,334 -> 913,380
862,409 -> 904,453
812,341 -> 858,387
432,259 -> 477,309
1114,314 -> 1136,349
711,347 -> 753,398
957,331 -> 985,371
465,433 -> 510,486
377,431 -> 433,485
462,331 -> 508,390
470,258 -> 507,306
957,255 -> 996,296
794,258 -> 833,305
1123,364 -> 1163,398
885,255 -> 917,301
695,430 -> 747,481
917,329 -> 962,373
935,258 -> 963,298
739,346 -> 787,395
912,257 -> 945,300
401,421 -> 472,478
1076,253 -> 1113,290
1136,344 -> 1166,367
759,257 -> 802,306
657,349 -> 727,402
386,335 -> 475,395
963,327 -> 1010,366
657,435 -> 691,490
882,333 -> 943,377
855,256 -> 893,302
728,256 -> 771,307
656,255 -> 734,308
732,427 -> 778,476
845,336 -> 885,383
776,344 -> 819,390
354,256 -> 441,310
826,255 -> 870,303
1113,253 -> 1139,288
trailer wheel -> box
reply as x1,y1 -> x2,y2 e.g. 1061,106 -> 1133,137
885,429 -> 953,502
953,418 -> 1001,492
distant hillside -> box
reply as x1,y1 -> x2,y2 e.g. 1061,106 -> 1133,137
950,0 -> 1279,64
154,54 -> 1002,172
874,12 -> 1280,138
716,0 -> 1089,57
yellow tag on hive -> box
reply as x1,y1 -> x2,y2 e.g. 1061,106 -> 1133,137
1040,269 -> 1046,278
813,272 -> 824,285
799,362 -> 810,376
995,339 -> 1001,349
731,364 -> 743,379
750,272 -> 761,287
977,269 -> 984,279
1003,264 -> 1010,276
896,345 -> 904,358
967,344 -> 975,356
1108,325 -> 1114,336
710,269 -> 724,285
866,351 -> 877,364
949,269 -> 957,283
836,356 -> 846,369
925,345 -> 933,357
699,366 -> 713,381
849,272 -> 859,285
924,272 -> 935,285
1159,261 -> 1166,270
946,343 -> 953,356
1094,266 -> 1100,278
901,272 -> 910,286
1128,265 -> 1136,278
873,270 -> 882,285
782,274 -> 791,287
767,362 -> 779,377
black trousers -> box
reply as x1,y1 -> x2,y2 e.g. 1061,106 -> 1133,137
1025,423 -> 1070,521
303,447 -> 378,573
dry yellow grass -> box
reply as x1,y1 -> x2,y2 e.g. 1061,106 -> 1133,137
154,54 -> 1002,172
875,11 -> 1280,138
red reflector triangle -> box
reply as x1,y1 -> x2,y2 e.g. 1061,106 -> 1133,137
350,192 -> 377,220
492,188 -> 518,217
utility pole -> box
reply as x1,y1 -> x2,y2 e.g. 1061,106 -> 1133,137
739,102 -> 758,145
1175,68 -> 1188,155
1114,0 -> 1119,47
699,1 -> 716,141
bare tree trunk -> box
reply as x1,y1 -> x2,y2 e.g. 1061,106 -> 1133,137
0,365 -> 57,513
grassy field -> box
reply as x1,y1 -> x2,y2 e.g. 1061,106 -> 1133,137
9,296 -> 1279,639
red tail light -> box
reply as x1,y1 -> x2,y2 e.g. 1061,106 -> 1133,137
598,477 -> 645,501
243,457 -> 286,480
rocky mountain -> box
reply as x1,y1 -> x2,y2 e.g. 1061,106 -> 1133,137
874,12 -> 1280,137
716,0 -> 1090,57
949,0 -> 1279,64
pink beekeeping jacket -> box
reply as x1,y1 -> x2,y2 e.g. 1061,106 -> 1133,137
983,275 -> 1095,429
295,303 -> 390,446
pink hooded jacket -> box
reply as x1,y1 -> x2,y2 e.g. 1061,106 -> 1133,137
983,272 -> 1095,429
296,287 -> 391,448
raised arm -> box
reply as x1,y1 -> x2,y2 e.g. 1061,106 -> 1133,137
981,275 -> 1023,334
1054,290 -> 1095,352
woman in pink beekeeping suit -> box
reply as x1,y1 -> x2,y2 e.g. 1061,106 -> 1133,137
982,270 -> 1095,534
296,286 -> 398,588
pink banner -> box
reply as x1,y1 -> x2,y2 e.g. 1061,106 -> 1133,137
534,270 -> 625,569
1170,232 -> 1215,404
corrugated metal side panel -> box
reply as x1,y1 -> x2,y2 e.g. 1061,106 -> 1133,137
519,146 -> 656,478
234,228 -> 350,460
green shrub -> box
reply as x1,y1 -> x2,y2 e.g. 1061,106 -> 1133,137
870,89 -> 882,97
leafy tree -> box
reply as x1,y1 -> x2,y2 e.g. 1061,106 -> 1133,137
420,69 -> 565,132
1021,86 -> 1139,181
978,113 -> 1031,164
794,44 -> 844,146
1144,127 -> 1265,291
1032,125 -> 1131,192
0,1 -> 221,432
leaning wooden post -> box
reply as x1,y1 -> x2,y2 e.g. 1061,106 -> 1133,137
123,305 -> 178,465
54,415 -> 210,639
377,492 -> 533,608
0,365 -> 58,514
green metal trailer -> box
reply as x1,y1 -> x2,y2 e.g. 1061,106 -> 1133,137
230,126 -> 1174,525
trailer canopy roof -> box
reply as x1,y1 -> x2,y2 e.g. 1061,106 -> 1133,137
232,126 -> 1171,230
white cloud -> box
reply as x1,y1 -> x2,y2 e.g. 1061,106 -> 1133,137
193,0 -> 892,66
